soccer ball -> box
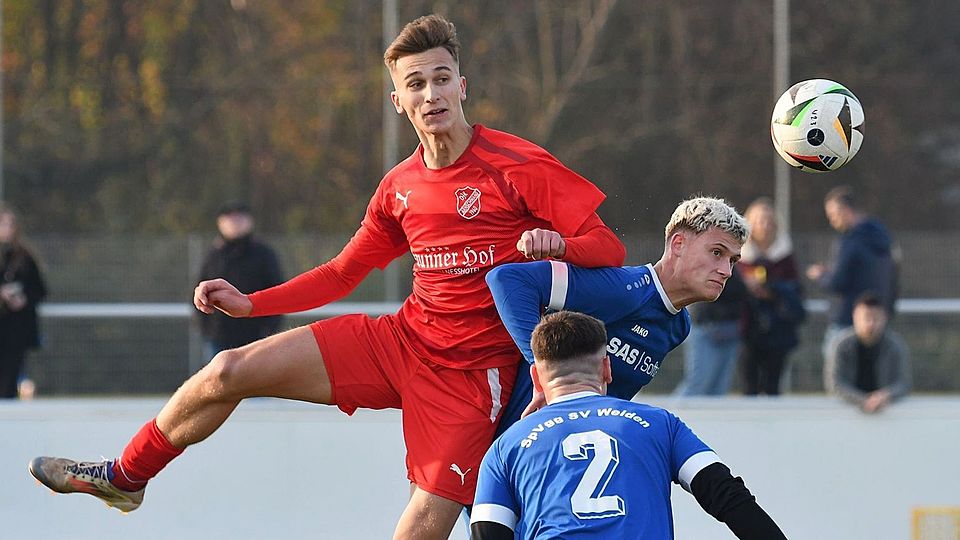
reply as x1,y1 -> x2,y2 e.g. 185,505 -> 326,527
770,79 -> 864,173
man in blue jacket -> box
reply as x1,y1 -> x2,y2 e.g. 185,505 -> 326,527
806,186 -> 896,356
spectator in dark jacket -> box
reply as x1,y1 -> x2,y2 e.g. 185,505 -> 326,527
806,186 -> 895,357
0,203 -> 47,398
737,198 -> 805,395
824,292 -> 910,413
195,202 -> 284,362
673,270 -> 748,396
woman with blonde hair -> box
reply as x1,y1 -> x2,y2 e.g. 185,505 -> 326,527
737,198 -> 805,395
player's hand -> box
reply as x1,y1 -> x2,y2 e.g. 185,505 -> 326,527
521,390 -> 547,418
517,229 -> 566,260
194,278 -> 253,318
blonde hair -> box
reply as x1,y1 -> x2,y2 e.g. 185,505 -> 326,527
664,196 -> 749,244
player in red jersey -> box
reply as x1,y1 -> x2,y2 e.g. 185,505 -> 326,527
28,14 -> 625,539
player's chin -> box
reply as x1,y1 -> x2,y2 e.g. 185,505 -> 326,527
705,281 -> 725,301
419,113 -> 454,132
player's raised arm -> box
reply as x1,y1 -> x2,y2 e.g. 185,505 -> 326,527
489,214 -> 627,366
239,179 -> 410,318
557,212 -> 625,267
515,214 -> 624,266
245,225 -> 407,317
193,255 -> 375,319
485,261 -> 554,364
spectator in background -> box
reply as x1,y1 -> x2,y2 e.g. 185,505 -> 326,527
737,198 -> 805,396
195,201 -> 284,362
806,186 -> 895,356
0,203 -> 48,399
824,292 -> 910,413
673,269 -> 748,396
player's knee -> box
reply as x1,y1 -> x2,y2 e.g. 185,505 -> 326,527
202,348 -> 248,399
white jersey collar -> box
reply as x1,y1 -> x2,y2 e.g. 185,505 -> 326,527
549,391 -> 601,405
645,263 -> 680,314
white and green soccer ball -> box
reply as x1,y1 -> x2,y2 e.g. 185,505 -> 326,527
770,79 -> 864,173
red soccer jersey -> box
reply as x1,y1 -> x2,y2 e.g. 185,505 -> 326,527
253,125 -> 610,370
360,125 -> 608,369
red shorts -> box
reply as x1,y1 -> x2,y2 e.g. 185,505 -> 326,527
310,314 -> 517,505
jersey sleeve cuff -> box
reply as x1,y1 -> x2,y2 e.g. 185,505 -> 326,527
471,503 -> 518,531
547,260 -> 569,311
678,450 -> 722,492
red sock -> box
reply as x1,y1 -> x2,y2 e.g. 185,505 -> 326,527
111,419 -> 184,491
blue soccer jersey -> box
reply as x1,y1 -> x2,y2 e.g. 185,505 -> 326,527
472,392 -> 721,539
487,261 -> 691,435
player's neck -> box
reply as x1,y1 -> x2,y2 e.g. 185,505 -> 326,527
652,260 -> 690,310
544,381 -> 604,405
417,123 -> 473,169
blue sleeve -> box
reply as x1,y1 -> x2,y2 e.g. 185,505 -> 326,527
487,262 -> 651,364
486,262 -> 555,365
471,442 -> 519,532
668,413 -> 716,490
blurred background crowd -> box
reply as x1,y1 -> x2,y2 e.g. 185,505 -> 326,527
2,0 -> 958,400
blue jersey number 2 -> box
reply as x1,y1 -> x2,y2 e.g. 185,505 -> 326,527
561,430 -> 627,520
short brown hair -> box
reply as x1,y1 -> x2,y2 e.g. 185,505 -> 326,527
384,14 -> 460,69
531,311 -> 607,364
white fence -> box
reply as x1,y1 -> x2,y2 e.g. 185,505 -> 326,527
36,298 -> 960,318
31,298 -> 960,393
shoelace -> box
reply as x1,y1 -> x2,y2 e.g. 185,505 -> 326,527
67,461 -> 111,481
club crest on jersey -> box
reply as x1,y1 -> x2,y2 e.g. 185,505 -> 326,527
455,187 -> 481,220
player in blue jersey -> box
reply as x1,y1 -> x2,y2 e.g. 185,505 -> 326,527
487,197 -> 749,434
470,311 -> 786,539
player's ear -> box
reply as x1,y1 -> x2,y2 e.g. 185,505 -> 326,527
390,91 -> 403,114
601,355 -> 613,386
531,363 -> 544,393
669,231 -> 685,256
460,76 -> 467,101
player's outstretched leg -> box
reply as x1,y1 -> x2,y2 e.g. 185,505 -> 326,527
29,457 -> 144,513
28,326 -> 331,512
